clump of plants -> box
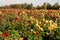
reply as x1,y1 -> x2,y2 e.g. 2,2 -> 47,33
0,11 -> 60,40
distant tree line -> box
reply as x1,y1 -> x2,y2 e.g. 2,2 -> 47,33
36,2 -> 60,10
0,2 -> 60,10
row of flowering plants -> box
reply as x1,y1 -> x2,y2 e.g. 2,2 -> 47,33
0,10 -> 60,40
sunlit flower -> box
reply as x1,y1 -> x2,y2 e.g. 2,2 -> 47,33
0,11 -> 2,15
39,22 -> 41,24
48,21 -> 58,31
48,27 -> 54,31
19,38 -> 24,40
49,20 -> 52,23
36,24 -> 43,31
41,13 -> 44,18
0,31 -> 2,34
45,20 -> 49,23
31,29 -> 33,32
46,32 -> 49,36
30,16 -> 33,20
33,31 -> 39,35
42,18 -> 45,22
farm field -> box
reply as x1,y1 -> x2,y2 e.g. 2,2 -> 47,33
0,9 -> 60,40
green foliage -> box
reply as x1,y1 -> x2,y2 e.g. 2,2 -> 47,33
44,14 -> 51,20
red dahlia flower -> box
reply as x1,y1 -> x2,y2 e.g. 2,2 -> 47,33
2,33 -> 9,37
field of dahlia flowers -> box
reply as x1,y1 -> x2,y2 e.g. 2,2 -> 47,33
0,9 -> 60,40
